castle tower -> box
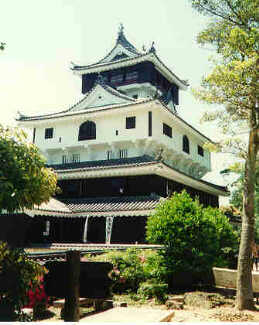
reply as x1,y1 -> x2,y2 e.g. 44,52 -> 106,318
17,26 -> 228,245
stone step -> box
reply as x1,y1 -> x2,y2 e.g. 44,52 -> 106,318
53,297 -> 104,308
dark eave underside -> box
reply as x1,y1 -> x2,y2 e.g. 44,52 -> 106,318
49,155 -> 228,193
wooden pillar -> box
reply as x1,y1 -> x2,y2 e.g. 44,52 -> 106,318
64,250 -> 80,322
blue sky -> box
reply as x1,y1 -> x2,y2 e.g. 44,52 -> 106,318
0,0 -> 234,189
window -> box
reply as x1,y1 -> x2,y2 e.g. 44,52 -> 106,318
43,220 -> 50,236
102,75 -> 108,82
72,154 -> 80,163
126,116 -> 136,129
32,128 -> 36,143
133,94 -> 138,99
110,74 -> 123,84
148,111 -> 152,137
62,155 -> 69,164
183,135 -> 190,154
78,121 -> 96,141
198,145 -> 204,157
119,149 -> 128,158
125,71 -> 138,81
116,130 -> 119,136
107,150 -> 113,160
163,123 -> 172,138
45,128 -> 53,139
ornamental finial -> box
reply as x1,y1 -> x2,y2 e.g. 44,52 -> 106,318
119,23 -> 124,35
149,41 -> 156,53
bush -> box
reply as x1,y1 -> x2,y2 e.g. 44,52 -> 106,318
137,281 -> 168,303
85,249 -> 163,294
146,191 -> 238,286
0,241 -> 46,318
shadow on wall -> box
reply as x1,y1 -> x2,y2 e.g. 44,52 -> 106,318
0,213 -> 32,247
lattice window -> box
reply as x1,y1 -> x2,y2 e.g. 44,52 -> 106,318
45,128 -> 53,139
126,116 -> 136,129
125,71 -> 138,81
119,149 -> 128,158
110,74 -> 123,84
62,155 -> 69,164
72,154 -> 80,163
107,150 -> 114,160
78,121 -> 96,141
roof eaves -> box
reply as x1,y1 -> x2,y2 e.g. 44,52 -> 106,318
53,159 -> 158,173
159,160 -> 228,193
17,98 -> 153,122
156,99 -> 214,144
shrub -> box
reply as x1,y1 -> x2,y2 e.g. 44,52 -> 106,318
137,281 -> 168,303
146,191 -> 238,286
0,241 -> 46,318
85,249 -> 163,294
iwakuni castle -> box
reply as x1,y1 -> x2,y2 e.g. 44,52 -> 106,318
12,25 -> 228,246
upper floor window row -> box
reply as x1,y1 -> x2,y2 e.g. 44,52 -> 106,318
103,71 -> 139,85
182,136 -> 205,157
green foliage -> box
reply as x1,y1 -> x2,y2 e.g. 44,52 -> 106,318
137,281 -> 168,303
189,0 -> 258,309
0,42 -> 5,51
190,0 -> 258,158
0,241 -> 46,316
0,126 -> 58,212
146,191 -> 238,279
85,249 -> 163,294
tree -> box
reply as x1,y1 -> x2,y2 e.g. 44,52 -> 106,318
227,164 -> 259,242
189,0 -> 259,309
0,125 -> 57,213
146,191 -> 238,287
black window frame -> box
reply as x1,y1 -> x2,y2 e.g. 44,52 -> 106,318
163,123 -> 172,138
78,121 -> 96,141
198,145 -> 204,157
126,116 -> 136,129
119,149 -> 128,159
125,71 -> 138,81
45,127 -> 53,139
72,153 -> 80,163
107,150 -> 113,160
183,135 -> 190,154
62,155 -> 68,164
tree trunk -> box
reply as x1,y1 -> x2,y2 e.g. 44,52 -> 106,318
236,124 -> 258,310
64,250 -> 80,321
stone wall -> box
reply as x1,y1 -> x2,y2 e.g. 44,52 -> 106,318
213,267 -> 259,293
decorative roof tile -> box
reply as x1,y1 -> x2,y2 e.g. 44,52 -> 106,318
49,155 -> 157,171
34,198 -> 71,213
61,194 -> 161,213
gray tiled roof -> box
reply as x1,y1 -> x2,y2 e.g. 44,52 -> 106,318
61,195 -> 161,213
49,155 -> 157,171
72,27 -> 142,70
